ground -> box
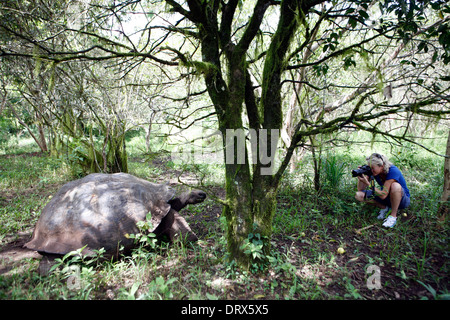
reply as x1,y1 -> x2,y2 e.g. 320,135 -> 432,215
0,151 -> 449,300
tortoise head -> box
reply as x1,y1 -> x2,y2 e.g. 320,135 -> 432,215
183,190 -> 207,205
169,190 -> 207,211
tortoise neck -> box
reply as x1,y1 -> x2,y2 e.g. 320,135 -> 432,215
168,197 -> 184,211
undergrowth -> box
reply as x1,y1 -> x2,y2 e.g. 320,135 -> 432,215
0,135 -> 449,300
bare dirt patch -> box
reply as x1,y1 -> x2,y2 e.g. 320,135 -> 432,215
0,230 -> 41,275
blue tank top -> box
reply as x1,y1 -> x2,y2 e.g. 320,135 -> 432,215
374,165 -> 410,197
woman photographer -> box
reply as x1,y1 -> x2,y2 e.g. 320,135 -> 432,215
355,153 -> 410,228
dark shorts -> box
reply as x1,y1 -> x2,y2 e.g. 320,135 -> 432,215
363,188 -> 410,210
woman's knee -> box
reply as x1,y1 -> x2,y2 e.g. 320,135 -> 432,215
391,182 -> 402,194
355,191 -> 365,202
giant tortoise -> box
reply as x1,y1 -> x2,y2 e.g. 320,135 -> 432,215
24,173 -> 206,273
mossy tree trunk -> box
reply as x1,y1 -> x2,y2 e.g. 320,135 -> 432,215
53,107 -> 128,174
438,129 -> 450,221
81,120 -> 128,174
172,0 -> 310,268
198,5 -> 255,267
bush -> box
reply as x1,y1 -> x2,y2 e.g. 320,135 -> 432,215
322,154 -> 347,190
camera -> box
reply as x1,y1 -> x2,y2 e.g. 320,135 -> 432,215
352,165 -> 372,177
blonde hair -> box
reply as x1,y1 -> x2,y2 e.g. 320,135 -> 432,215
366,153 -> 393,174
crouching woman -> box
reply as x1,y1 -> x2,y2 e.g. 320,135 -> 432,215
355,153 -> 411,228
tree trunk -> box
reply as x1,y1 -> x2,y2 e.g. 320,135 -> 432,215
252,174 -> 279,256
193,3 -> 252,267
219,56 -> 254,267
145,111 -> 156,153
8,102 -> 48,153
184,0 -> 305,269
223,162 -> 254,268
438,129 -> 450,221
36,120 -> 48,152
102,121 -> 128,173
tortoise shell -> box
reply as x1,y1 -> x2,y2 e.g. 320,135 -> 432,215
24,173 -> 199,258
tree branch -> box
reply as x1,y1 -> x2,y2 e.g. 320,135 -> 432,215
219,0 -> 240,47
286,26 -> 395,70
236,0 -> 272,54
165,0 -> 199,22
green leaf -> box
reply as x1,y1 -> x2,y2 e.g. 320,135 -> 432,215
206,293 -> 219,300
129,281 -> 141,299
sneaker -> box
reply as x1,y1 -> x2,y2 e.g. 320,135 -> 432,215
377,207 -> 391,220
382,215 -> 397,228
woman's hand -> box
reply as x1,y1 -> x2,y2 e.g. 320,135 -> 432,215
357,174 -> 370,188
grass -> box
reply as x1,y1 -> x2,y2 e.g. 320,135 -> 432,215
0,131 -> 449,300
